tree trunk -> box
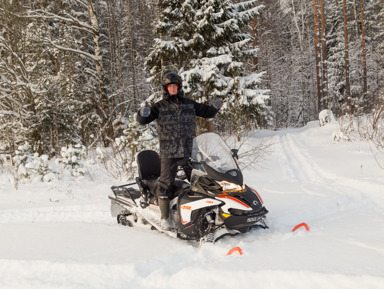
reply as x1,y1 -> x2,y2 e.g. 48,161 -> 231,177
342,0 -> 352,114
252,12 -> 258,71
105,0 -> 115,109
313,0 -> 322,112
291,0 -> 303,51
127,0 -> 138,108
359,0 -> 368,111
156,0 -> 164,69
352,0 -> 360,40
320,0 -> 328,108
87,0 -> 113,144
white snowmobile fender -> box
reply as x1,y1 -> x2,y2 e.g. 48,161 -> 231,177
180,198 -> 222,225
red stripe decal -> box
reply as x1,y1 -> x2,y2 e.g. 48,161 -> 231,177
218,196 -> 250,208
251,188 -> 263,204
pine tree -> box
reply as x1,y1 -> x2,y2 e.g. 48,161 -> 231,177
365,0 -> 384,109
145,0 -> 271,134
116,0 -> 155,117
255,0 -> 318,127
320,0 -> 329,107
342,0 -> 352,113
327,0 -> 346,116
255,0 -> 288,127
359,0 -> 367,109
314,0 -> 322,112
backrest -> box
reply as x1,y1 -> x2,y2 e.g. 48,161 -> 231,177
137,150 -> 161,180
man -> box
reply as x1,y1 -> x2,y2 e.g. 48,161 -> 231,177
136,72 -> 221,230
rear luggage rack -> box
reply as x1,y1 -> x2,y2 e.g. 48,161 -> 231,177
111,182 -> 140,206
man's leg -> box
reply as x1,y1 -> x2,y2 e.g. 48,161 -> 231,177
157,158 -> 179,228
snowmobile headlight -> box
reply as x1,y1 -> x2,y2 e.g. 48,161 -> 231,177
219,181 -> 246,193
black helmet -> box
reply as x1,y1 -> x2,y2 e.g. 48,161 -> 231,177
162,72 -> 182,91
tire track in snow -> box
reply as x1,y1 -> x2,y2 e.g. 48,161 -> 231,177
280,132 -> 384,210
278,132 -> 328,183
272,131 -> 373,226
340,239 -> 384,256
0,204 -> 113,224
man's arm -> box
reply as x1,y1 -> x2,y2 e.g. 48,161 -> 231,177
136,104 -> 159,124
193,100 -> 220,119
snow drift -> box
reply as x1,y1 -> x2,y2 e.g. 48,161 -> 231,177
1,121 -> 383,289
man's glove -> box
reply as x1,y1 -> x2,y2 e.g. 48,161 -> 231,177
140,101 -> 151,117
211,96 -> 222,110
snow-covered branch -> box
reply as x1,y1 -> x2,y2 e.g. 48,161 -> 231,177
25,10 -> 97,34
44,39 -> 101,63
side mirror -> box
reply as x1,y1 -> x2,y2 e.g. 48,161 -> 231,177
231,149 -> 239,160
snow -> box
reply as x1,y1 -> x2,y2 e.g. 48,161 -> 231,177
1,121 -> 384,289
319,109 -> 336,126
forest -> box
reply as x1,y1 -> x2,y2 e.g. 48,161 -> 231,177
0,0 -> 383,160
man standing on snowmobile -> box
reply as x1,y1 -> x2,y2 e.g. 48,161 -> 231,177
136,72 -> 221,230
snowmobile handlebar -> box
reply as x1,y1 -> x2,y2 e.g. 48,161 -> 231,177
176,157 -> 201,168
176,158 -> 190,167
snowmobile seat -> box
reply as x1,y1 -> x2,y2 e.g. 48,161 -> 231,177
137,150 -> 161,195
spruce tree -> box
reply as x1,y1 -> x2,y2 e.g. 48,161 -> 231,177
366,0 -> 384,108
145,0 -> 271,133
326,0 -> 346,116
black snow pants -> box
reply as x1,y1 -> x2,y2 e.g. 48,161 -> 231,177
157,158 -> 191,198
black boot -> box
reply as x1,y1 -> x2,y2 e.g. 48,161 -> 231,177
158,197 -> 170,230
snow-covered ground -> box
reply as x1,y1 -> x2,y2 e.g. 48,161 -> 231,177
1,121 -> 384,289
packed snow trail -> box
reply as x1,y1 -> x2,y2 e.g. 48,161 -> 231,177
1,121 -> 384,289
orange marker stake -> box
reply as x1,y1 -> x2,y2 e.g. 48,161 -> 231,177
227,246 -> 243,256
292,222 -> 310,232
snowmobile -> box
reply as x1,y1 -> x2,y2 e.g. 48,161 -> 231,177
108,132 -> 268,243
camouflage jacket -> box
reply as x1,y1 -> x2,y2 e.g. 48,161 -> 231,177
137,91 -> 219,158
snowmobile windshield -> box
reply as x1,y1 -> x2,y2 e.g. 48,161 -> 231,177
191,133 -> 239,174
